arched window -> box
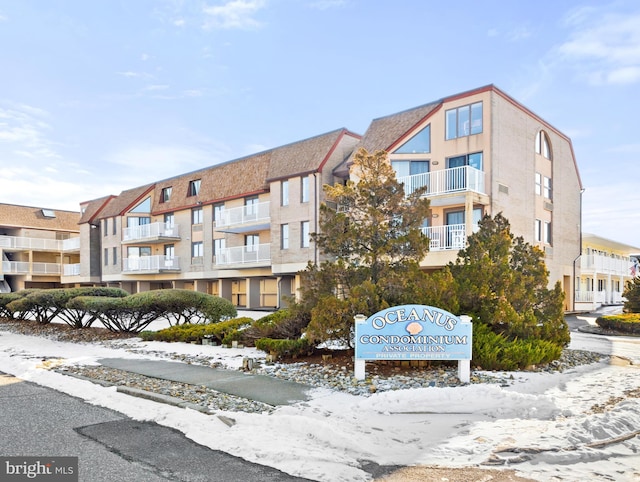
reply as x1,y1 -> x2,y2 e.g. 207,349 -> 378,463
535,130 -> 552,160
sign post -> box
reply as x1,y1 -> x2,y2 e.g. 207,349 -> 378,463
354,305 -> 473,383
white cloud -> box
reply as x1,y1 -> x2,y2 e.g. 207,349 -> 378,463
557,9 -> 640,85
0,103 -> 59,160
308,0 -> 346,10
202,0 -> 266,30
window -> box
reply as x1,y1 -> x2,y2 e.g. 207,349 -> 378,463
127,216 -> 150,227
598,279 -> 606,292
192,207 -> 203,225
112,247 -> 117,265
301,176 -> 310,203
164,244 -> 174,258
543,176 -> 552,200
245,196 -> 258,217
104,248 -> 108,266
188,179 -> 201,197
160,187 -> 172,203
446,102 -> 482,140
447,152 -> 483,170
112,217 -> 117,235
41,209 -> 56,218
164,213 -> 174,228
281,180 -> 289,206
213,203 -> 225,225
127,246 -> 151,257
130,197 -> 151,213
391,160 -> 430,177
535,173 -> 542,195
395,125 -> 431,154
281,224 -> 289,249
245,234 -> 259,252
535,131 -> 552,160
544,221 -> 552,244
214,238 -> 226,256
192,241 -> 203,257
103,219 -> 108,237
535,219 -> 542,242
301,221 -> 310,248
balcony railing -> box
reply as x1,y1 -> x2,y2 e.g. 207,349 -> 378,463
62,237 -> 81,251
421,224 -> 466,251
215,202 -> 270,229
214,243 -> 271,266
1,261 -> 61,275
63,264 -> 81,276
397,166 -> 485,197
0,235 -> 62,251
123,255 -> 180,273
580,254 -> 635,277
123,222 -> 180,243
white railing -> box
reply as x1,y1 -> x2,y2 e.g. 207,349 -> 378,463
397,166 -> 485,197
574,290 -> 594,302
580,254 -> 635,276
62,237 -> 81,251
123,222 -> 180,242
421,224 -> 466,251
1,261 -> 61,274
0,235 -> 62,251
214,243 -> 271,265
63,264 -> 81,276
214,202 -> 270,228
123,255 -> 180,272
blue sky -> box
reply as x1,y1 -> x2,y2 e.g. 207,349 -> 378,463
0,0 -> 639,247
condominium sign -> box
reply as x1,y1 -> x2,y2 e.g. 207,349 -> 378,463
354,304 -> 472,382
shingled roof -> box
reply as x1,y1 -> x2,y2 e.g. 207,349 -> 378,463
355,101 -> 442,155
78,196 -> 114,225
0,203 -> 80,231
93,184 -> 155,220
266,128 -> 356,181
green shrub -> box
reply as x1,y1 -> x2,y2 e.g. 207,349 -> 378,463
241,308 -> 311,344
623,277 -> 640,313
255,338 -> 313,359
596,313 -> 640,334
140,317 -> 253,344
123,289 -> 237,326
68,295 -> 160,333
0,290 -> 40,319
472,322 -> 562,371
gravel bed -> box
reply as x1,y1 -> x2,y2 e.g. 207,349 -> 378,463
57,347 -> 606,414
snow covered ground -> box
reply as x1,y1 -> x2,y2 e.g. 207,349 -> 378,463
0,311 -> 639,482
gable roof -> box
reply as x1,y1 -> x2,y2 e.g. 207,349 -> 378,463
0,203 -> 80,231
266,128 -> 358,181
94,184 -> 155,220
78,196 -> 114,225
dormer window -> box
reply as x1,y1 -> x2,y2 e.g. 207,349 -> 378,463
160,187 -> 172,203
188,179 -> 201,197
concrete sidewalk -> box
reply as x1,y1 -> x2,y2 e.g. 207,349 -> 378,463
98,358 -> 313,406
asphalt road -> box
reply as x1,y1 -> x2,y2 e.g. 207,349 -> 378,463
0,372 -> 313,482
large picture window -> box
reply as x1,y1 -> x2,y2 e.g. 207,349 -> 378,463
446,102 -> 482,140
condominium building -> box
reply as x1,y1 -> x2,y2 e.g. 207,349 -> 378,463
575,233 -> 640,311
3,85 -> 589,312
0,203 -> 80,293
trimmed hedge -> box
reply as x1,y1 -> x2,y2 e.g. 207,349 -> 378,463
68,295 -> 159,333
255,337 -> 313,359
0,290 -> 41,319
123,289 -> 236,326
472,322 -> 563,371
596,313 -> 640,335
139,317 -> 254,344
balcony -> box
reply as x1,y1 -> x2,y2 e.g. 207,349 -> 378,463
214,243 -> 271,266
62,237 -> 81,252
397,166 -> 485,198
123,255 -> 181,273
214,202 -> 270,233
63,264 -> 81,276
0,235 -> 62,251
1,261 -> 61,275
580,254 -> 634,277
122,223 -> 180,244
422,224 -> 466,251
